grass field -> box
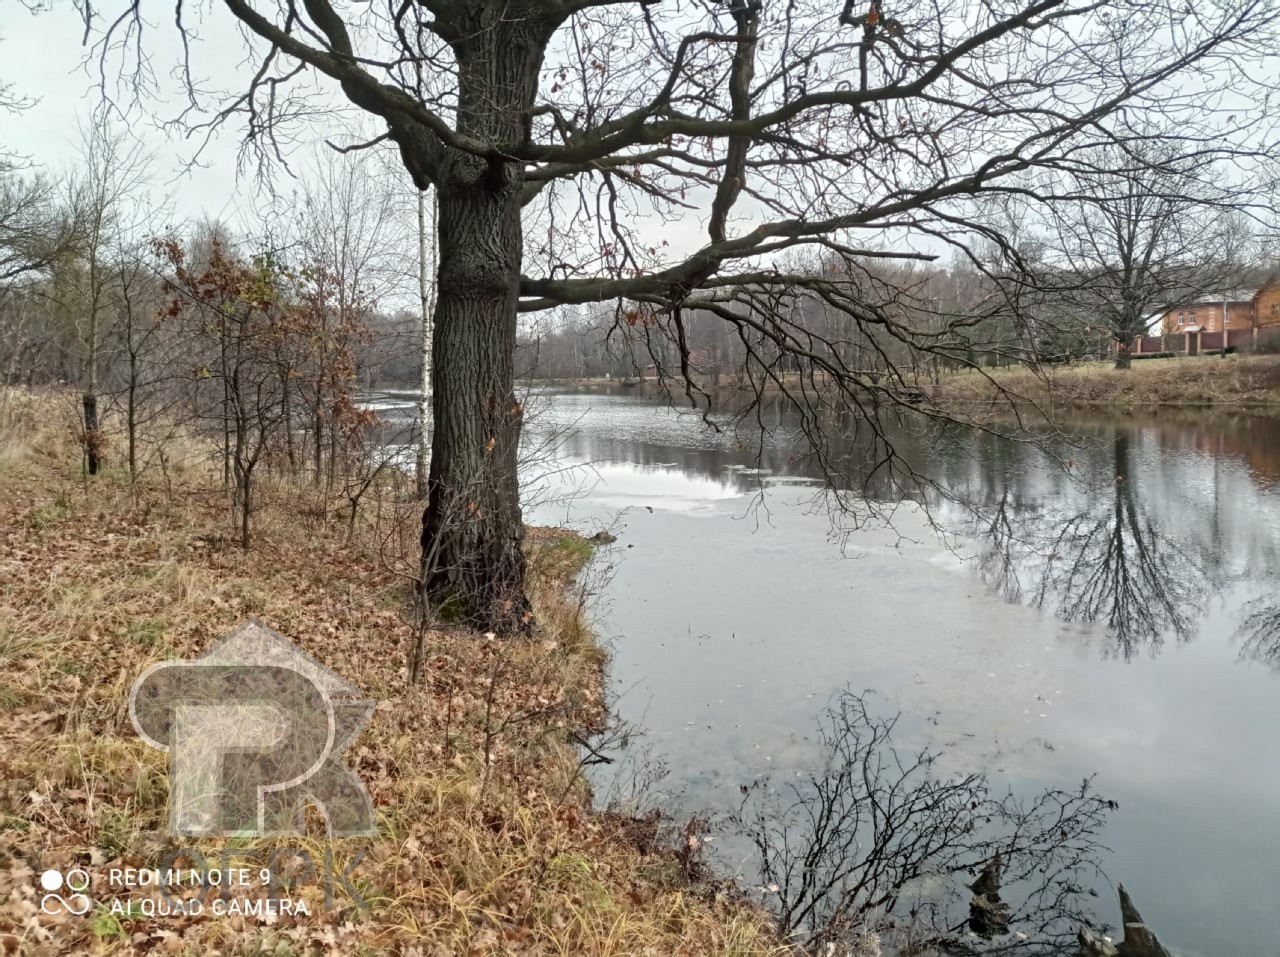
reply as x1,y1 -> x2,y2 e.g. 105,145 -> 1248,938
935,353 -> 1280,410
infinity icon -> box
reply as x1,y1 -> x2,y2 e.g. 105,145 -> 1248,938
39,869 -> 92,916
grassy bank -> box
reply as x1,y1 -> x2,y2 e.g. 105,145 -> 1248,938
0,392 -> 784,956
935,353 -> 1280,410
526,354 -> 1280,413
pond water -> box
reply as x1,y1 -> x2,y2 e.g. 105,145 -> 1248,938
369,387 -> 1280,956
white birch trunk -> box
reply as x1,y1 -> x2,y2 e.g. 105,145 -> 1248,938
415,186 -> 437,498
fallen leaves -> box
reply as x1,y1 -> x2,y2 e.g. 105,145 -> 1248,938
0,442 -> 784,957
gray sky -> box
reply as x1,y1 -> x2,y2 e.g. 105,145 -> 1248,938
1,3 -> 763,276
3,3 -> 327,227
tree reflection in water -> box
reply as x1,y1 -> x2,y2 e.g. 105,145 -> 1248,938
1235,593 -> 1280,670
733,690 -> 1114,954
971,433 -> 1205,660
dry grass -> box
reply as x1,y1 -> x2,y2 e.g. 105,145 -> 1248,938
0,394 -> 788,957
935,353 -> 1280,411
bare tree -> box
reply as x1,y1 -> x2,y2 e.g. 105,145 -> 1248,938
155,236 -> 293,548
1021,133 -> 1265,369
291,149 -> 405,486
60,115 -> 153,475
73,0 -> 1280,631
0,174 -> 79,288
103,236 -> 168,481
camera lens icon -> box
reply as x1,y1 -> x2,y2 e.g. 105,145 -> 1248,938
39,869 -> 91,915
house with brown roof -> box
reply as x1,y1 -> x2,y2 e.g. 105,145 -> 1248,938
1160,277 -> 1280,333
1129,276 -> 1280,356
1159,290 -> 1257,335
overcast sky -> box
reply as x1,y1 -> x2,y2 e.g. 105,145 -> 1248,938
0,3 -> 814,280
2,3 -> 344,229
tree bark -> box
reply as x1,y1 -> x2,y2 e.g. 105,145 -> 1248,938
83,268 -> 102,476
282,371 -> 297,471
1114,316 -> 1139,370
126,362 -> 137,481
418,13 -> 550,634
82,391 -> 100,475
313,408 -> 323,484
1114,302 -> 1144,370
420,189 -> 531,632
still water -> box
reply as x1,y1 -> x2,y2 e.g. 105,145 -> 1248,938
374,388 -> 1280,955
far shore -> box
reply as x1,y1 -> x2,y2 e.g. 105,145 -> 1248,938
520,353 -> 1280,411
933,353 -> 1280,410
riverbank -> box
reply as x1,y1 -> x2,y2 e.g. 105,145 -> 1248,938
0,392 -> 784,956
936,353 -> 1280,410
525,353 -> 1280,412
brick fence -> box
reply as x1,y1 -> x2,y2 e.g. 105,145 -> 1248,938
1131,327 -> 1280,356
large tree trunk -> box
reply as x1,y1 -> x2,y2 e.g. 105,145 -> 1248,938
1114,308 -> 1140,370
419,13 -> 550,634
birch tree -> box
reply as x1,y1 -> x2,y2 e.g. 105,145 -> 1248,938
416,186 -> 436,500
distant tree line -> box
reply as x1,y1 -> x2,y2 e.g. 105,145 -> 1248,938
516,235 -> 1273,384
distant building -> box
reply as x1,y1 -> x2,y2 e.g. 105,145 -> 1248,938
1128,276 -> 1280,356
1256,275 -> 1280,330
1160,290 -> 1257,335
1155,278 -> 1280,335
641,349 -> 712,379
